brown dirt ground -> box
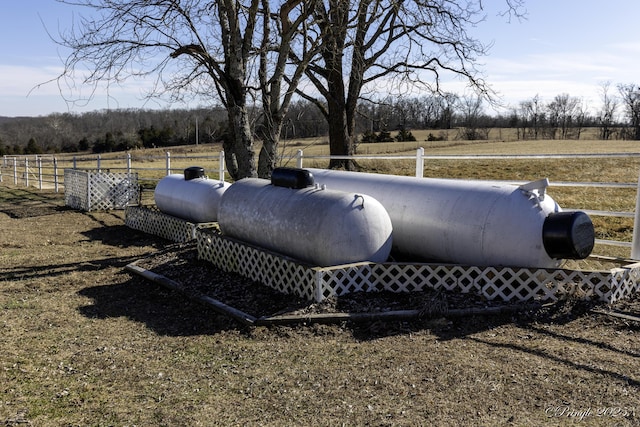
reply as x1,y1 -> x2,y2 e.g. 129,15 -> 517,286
1,185 -> 639,426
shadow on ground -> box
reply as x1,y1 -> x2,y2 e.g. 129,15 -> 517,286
77,275 -> 243,336
82,223 -> 166,248
0,186 -> 69,218
0,254 -> 151,282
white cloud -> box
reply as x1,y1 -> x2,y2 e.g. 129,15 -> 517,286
609,41 -> 640,54
466,46 -> 640,112
0,64 -> 63,97
0,63 -> 175,116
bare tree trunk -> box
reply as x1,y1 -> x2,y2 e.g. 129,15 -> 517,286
257,121 -> 283,178
226,102 -> 256,180
316,0 -> 355,170
327,108 -> 353,170
326,67 -> 354,170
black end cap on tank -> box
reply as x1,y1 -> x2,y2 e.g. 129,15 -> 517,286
542,211 -> 595,259
184,166 -> 205,181
271,167 -> 315,189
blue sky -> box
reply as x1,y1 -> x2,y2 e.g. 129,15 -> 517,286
1,1 -> 639,117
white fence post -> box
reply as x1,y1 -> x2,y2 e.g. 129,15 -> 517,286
631,170 -> 640,260
219,151 -> 225,182
13,157 -> 17,185
166,151 -> 171,175
37,157 -> 43,190
24,158 -> 29,187
54,158 -> 59,193
416,147 -> 424,178
296,149 -> 303,169
126,153 -> 132,176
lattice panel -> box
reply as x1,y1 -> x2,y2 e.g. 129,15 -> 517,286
125,206 -> 215,243
608,264 -> 640,303
64,169 -> 139,211
197,229 -> 319,300
64,169 -> 88,210
89,172 -> 139,210
196,229 -> 640,303
319,264 -> 381,299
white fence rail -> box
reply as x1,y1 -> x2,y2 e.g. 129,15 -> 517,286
1,151 -> 226,190
3,149 -> 640,255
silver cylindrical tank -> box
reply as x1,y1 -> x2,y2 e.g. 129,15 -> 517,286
217,178 -> 393,267
154,172 -> 230,223
307,168 -> 594,268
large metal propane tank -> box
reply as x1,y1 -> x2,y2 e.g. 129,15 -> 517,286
307,168 -> 594,268
217,176 -> 393,267
154,167 -> 231,223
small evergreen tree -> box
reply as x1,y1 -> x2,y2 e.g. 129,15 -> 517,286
25,138 -> 43,155
376,130 -> 394,142
395,129 -> 416,142
78,137 -> 90,151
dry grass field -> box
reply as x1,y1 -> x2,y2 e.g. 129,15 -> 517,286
1,137 -> 640,426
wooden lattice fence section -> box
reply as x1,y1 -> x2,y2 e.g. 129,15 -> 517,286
64,169 -> 139,211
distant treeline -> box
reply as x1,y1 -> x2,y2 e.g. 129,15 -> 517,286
0,108 -> 229,156
1,93 -> 637,156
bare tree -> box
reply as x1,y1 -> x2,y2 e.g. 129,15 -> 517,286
546,93 -> 580,140
456,94 -> 490,140
518,94 -> 543,139
54,0 -> 525,173
597,81 -> 618,140
617,83 -> 640,140
419,96 -> 443,129
573,99 -> 588,140
294,0 -> 525,169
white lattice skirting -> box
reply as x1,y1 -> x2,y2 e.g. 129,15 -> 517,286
64,169 -> 139,211
125,206 -> 640,304
125,205 -> 217,243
